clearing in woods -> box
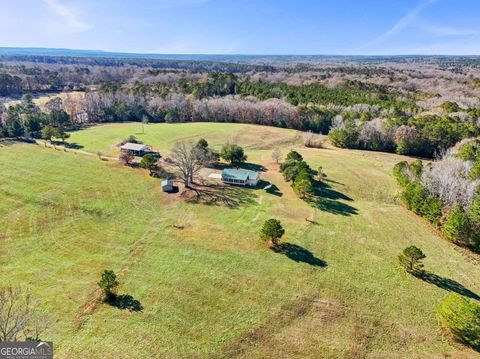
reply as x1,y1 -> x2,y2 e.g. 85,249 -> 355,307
1,122 -> 479,358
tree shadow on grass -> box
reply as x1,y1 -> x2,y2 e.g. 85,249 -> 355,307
272,243 -> 327,267
239,162 -> 267,172
314,180 -> 352,201
66,142 -> 84,150
323,178 -> 345,186
185,183 -> 257,209
308,181 -> 358,216
415,271 -> 480,301
110,294 -> 143,312
67,124 -> 96,133
256,180 -> 283,197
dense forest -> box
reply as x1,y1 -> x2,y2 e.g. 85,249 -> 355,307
1,55 -> 480,159
1,52 -> 480,355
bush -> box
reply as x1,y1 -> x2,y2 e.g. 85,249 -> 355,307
393,160 -> 423,187
393,161 -> 410,187
123,135 -> 142,144
410,160 -> 423,178
437,294 -> 480,348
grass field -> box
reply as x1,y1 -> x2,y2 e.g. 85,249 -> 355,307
1,122 -> 480,358
5,91 -> 85,109
67,122 -> 304,157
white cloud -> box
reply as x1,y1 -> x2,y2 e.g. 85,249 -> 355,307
418,23 -> 479,37
361,0 -> 438,49
42,0 -> 91,33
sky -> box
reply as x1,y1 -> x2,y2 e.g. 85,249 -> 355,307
0,0 -> 479,55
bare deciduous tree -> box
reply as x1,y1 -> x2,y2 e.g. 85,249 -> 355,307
119,151 -> 135,166
171,141 -> 211,188
272,148 -> 283,164
0,286 -> 46,342
422,151 -> 480,207
304,131 -> 325,148
141,115 -> 149,134
358,118 -> 394,150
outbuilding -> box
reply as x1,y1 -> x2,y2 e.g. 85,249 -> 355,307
221,168 -> 260,187
161,179 -> 174,192
120,142 -> 151,156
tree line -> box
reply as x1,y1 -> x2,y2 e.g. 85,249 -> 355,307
329,113 -> 480,158
1,62 -> 480,161
4,89 -> 479,161
0,95 -> 70,142
393,141 -> 480,253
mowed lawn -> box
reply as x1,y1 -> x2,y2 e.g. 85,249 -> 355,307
1,123 -> 479,358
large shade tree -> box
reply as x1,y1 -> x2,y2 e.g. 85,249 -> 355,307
171,141 -> 212,188
220,144 -> 247,164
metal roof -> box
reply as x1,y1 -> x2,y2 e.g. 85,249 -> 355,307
120,142 -> 149,151
222,168 -> 259,181
161,179 -> 173,186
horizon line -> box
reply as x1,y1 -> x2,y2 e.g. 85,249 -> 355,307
1,46 -> 480,58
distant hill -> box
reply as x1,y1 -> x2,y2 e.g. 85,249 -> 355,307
1,47 -> 479,64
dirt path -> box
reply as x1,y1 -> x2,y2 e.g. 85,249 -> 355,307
34,139 -> 119,161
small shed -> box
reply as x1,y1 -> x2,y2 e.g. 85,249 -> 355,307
161,179 -> 174,192
120,142 -> 150,156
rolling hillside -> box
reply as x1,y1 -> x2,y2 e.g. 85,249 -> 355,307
1,123 -> 479,358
